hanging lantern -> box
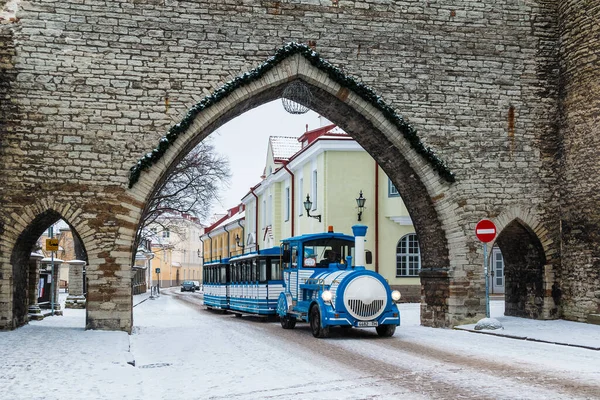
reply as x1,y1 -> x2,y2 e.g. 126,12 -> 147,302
281,80 -> 313,114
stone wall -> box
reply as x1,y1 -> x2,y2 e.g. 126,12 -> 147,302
1,0 -> 595,331
557,0 -> 600,321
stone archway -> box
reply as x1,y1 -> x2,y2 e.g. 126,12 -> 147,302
128,44 -> 457,327
9,207 -> 89,329
494,218 -> 554,319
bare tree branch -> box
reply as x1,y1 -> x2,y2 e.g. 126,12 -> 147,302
135,139 -> 231,252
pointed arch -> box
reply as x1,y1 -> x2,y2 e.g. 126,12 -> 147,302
5,201 -> 90,329
124,42 -> 462,327
493,212 -> 556,319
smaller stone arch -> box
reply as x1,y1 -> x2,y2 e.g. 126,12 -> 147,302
7,205 -> 89,329
492,211 -> 556,319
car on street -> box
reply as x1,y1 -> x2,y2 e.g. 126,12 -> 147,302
192,280 -> 201,291
181,281 -> 195,292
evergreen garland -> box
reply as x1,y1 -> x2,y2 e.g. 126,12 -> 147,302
129,42 -> 455,188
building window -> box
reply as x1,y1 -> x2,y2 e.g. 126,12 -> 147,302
285,186 -> 290,221
267,194 -> 273,225
388,178 -> 399,197
396,234 -> 421,277
311,170 -> 317,210
162,228 -> 170,238
298,177 -> 304,215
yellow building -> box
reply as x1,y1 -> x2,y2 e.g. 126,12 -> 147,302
242,123 -> 421,300
200,204 -> 245,265
148,213 -> 203,287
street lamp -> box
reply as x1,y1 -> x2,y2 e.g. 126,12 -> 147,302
356,191 -> 366,221
235,234 -> 244,248
303,194 -> 321,223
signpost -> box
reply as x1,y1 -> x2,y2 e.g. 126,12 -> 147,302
48,227 -> 56,316
476,219 -> 497,318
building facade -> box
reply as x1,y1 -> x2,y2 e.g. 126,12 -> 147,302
148,214 -> 203,288
200,205 -> 245,267
242,123 -> 422,300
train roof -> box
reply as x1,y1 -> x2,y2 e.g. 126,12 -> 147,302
203,258 -> 230,266
281,231 -> 355,243
229,247 -> 281,262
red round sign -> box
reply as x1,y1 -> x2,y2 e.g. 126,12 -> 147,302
475,219 -> 497,243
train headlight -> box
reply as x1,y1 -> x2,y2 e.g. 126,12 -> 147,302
321,290 -> 333,303
391,290 -> 402,303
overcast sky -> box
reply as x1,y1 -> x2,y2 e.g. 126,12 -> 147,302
207,100 -> 323,217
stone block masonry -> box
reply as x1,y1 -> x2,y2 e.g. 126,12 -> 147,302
0,0 -> 598,331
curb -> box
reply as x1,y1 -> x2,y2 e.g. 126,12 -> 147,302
453,327 -> 600,351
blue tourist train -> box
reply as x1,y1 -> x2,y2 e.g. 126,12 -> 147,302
202,225 -> 402,338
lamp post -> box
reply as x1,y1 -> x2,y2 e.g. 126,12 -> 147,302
303,194 -> 321,222
356,191 -> 366,221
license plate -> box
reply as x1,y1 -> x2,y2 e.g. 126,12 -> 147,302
357,321 -> 378,327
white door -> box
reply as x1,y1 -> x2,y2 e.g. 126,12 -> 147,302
491,247 -> 505,294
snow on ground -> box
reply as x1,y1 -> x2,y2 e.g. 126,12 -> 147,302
1,290 -> 599,400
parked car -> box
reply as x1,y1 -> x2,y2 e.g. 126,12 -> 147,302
181,281 -> 195,292
192,281 -> 201,291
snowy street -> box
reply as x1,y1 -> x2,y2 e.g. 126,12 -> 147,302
1,289 -> 599,400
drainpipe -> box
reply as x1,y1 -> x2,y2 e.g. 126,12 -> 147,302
199,236 -> 205,282
207,231 -> 213,263
250,187 -> 259,252
375,162 -> 379,273
282,163 -> 295,237
223,225 -> 231,258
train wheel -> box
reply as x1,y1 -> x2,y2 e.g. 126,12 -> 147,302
280,315 -> 296,329
376,324 -> 396,337
310,306 -> 330,338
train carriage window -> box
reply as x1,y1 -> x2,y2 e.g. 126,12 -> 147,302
220,266 -> 227,284
250,260 -> 255,282
291,245 -> 298,268
303,239 -> 355,268
270,259 -> 282,280
259,259 -> 267,282
234,263 -> 239,283
243,262 -> 249,282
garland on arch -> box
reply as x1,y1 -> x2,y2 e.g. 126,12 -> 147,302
128,42 -> 455,188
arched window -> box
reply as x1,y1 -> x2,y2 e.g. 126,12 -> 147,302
396,234 -> 421,277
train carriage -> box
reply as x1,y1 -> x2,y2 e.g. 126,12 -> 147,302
202,258 -> 230,310
228,247 -> 284,315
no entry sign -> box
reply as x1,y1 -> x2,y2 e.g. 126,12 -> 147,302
475,219 -> 497,243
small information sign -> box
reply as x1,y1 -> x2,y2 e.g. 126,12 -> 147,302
46,238 -> 59,252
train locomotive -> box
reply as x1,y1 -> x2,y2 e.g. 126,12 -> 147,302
276,225 -> 401,338
202,225 -> 401,338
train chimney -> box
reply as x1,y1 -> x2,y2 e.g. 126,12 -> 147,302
351,225 -> 368,267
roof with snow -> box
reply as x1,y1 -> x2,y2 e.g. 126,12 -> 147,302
269,136 -> 302,161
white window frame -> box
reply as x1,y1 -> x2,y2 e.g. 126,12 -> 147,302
311,169 -> 317,211
267,193 -> 273,225
388,178 -> 400,197
285,186 -> 290,222
396,233 -> 421,277
298,177 -> 304,216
